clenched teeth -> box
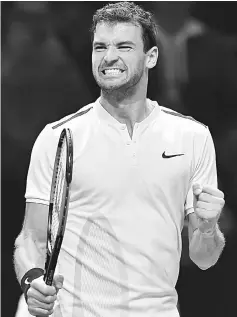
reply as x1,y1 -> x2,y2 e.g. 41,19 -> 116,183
103,69 -> 124,75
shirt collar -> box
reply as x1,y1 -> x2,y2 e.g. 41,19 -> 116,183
94,97 -> 160,127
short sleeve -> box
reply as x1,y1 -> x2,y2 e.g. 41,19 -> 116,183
185,127 -> 218,215
25,125 -> 57,205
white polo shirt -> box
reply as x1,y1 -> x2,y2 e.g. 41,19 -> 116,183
25,98 -> 217,317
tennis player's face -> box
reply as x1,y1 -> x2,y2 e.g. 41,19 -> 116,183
92,22 -> 147,92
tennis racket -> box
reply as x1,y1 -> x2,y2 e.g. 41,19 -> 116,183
43,127 -> 73,286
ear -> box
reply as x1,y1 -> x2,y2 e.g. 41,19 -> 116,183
146,46 -> 158,69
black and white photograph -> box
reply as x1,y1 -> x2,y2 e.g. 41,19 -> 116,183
2,2 -> 237,317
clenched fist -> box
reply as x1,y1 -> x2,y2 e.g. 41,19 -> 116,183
193,183 -> 225,233
27,274 -> 64,316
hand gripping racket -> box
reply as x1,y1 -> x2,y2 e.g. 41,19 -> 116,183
44,127 -> 73,285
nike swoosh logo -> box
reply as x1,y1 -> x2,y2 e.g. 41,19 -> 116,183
24,278 -> 31,285
162,151 -> 184,158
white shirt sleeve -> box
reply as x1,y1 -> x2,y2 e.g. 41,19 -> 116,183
25,124 -> 57,205
185,127 -> 218,215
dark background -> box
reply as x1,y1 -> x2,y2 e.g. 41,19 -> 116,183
1,1 -> 237,316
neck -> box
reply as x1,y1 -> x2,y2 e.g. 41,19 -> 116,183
100,75 -> 151,123
99,75 -> 154,138
100,92 -> 153,139
100,94 -> 148,123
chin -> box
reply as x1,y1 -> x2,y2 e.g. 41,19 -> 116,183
101,86 -> 121,93
98,80 -> 126,92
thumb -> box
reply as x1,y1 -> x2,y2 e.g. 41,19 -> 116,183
53,274 -> 64,291
193,183 -> 202,196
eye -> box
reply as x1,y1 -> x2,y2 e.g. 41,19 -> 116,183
94,46 -> 106,52
118,46 -> 132,51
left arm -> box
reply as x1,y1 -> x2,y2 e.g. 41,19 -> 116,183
188,185 -> 225,270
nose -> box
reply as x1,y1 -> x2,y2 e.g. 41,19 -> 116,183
104,46 -> 119,64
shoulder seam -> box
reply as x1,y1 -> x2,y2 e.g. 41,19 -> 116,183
52,107 -> 93,129
161,109 -> 207,128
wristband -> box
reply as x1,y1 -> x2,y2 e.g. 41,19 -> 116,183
21,268 -> 44,302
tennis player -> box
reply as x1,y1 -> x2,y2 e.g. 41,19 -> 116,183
14,2 -> 225,317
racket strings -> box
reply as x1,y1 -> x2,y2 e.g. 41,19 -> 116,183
50,138 -> 67,248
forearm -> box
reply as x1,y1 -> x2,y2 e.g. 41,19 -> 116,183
14,230 -> 46,283
189,224 -> 225,270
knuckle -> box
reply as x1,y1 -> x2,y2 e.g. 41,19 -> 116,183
196,208 -> 202,215
199,193 -> 205,201
218,189 -> 224,198
27,296 -> 36,306
42,286 -> 53,296
28,307 -> 37,315
196,201 -> 203,209
45,295 -> 56,304
47,285 -> 57,295
27,287 -> 33,297
203,193 -> 211,202
48,302 -> 55,310
44,296 -> 51,304
28,308 -> 33,314
27,297 -> 32,305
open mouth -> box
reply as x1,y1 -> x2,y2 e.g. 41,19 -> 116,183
101,68 -> 125,76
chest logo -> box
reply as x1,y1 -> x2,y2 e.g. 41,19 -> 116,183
162,151 -> 184,159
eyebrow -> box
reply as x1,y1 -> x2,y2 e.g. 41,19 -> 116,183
93,41 -> 135,47
116,41 -> 135,46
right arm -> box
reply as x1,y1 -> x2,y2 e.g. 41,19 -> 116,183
14,125 -> 63,316
15,125 -> 54,281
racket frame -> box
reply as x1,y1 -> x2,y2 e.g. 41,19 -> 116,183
44,128 -> 73,285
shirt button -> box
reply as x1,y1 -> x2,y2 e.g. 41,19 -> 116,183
126,142 -> 131,146
121,125 -> 126,130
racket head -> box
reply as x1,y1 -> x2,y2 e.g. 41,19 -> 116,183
44,128 -> 73,285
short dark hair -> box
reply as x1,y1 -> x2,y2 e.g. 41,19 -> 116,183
91,2 -> 158,52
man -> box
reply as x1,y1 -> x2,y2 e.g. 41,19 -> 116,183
14,2 -> 225,317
